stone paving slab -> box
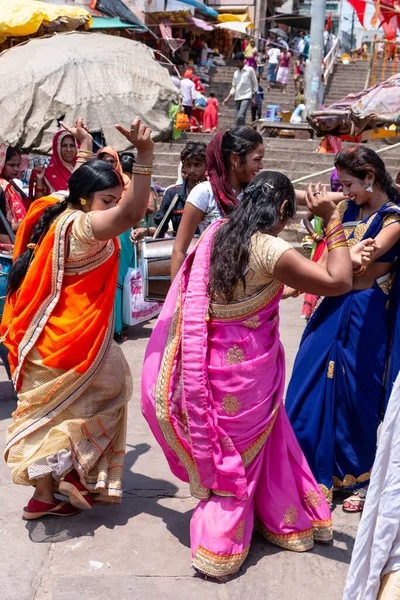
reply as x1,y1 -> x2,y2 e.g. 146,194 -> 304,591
0,297 -> 359,599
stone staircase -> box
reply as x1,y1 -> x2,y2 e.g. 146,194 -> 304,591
153,59 -> 399,248
153,135 -> 399,248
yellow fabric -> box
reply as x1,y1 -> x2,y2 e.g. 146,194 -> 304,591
232,233 -> 292,300
0,0 -> 92,38
217,13 -> 252,23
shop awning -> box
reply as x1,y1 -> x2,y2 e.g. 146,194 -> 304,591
172,0 -> 219,18
90,0 -> 150,34
0,0 -> 92,37
216,21 -> 254,33
190,16 -> 214,30
270,13 -> 312,30
217,13 -> 250,23
90,17 -> 140,30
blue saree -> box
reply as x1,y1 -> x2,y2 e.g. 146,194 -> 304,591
285,199 -> 400,503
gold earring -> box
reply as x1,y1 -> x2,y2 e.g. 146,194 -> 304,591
80,198 -> 87,206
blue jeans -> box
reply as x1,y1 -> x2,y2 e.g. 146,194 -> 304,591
235,98 -> 251,127
268,62 -> 277,82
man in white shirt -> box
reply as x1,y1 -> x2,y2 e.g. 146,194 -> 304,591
180,75 -> 196,124
222,52 -> 258,127
266,45 -> 280,90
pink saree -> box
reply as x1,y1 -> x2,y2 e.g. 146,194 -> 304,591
141,221 -> 332,578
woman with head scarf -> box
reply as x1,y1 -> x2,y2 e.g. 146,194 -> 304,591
31,131 -> 78,200
171,127 -> 264,280
0,145 -> 27,233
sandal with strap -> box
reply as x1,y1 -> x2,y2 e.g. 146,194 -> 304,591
342,488 -> 367,513
23,498 -> 80,520
59,470 -> 93,510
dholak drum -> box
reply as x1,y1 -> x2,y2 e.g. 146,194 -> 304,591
141,237 -> 198,302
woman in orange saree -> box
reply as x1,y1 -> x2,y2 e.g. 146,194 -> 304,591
1,117 -> 153,519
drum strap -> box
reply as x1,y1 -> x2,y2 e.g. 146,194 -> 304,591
153,193 -> 180,239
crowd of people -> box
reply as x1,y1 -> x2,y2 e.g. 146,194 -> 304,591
1,109 -> 400,597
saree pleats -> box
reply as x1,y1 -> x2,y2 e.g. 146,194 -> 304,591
142,221 -> 332,577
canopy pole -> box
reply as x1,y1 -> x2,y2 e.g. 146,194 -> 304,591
305,0 -> 327,115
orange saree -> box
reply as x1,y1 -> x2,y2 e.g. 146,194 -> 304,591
1,197 -> 132,502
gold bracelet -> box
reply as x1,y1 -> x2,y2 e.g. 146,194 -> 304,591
132,164 -> 153,176
327,241 -> 348,251
325,218 -> 342,235
77,151 -> 95,160
353,265 -> 367,276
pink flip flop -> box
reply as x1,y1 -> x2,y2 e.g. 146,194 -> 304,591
23,498 -> 80,520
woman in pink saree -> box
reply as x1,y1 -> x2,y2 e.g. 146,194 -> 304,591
142,171 -> 373,578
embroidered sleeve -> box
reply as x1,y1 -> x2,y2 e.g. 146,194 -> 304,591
383,213 -> 400,229
337,200 -> 349,221
251,234 -> 293,278
68,211 -> 106,258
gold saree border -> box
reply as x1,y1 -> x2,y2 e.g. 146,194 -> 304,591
155,283 -> 211,500
319,484 -> 333,505
311,519 -> 333,542
13,211 -> 77,386
241,402 -> 280,468
210,280 -> 282,322
193,545 -> 250,578
333,471 -> 371,488
257,518 -> 332,552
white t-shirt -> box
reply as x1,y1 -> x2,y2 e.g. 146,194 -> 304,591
186,181 -> 244,233
180,78 -> 196,107
267,48 -> 280,64
186,181 -> 222,233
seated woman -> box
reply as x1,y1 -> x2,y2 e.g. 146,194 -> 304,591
1,117 -> 153,519
0,146 -> 28,233
142,171 -> 375,578
286,146 -> 400,512
32,130 -> 78,199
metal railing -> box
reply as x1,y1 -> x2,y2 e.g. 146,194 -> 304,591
323,37 -> 340,85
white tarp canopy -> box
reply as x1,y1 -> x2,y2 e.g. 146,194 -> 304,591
216,21 -> 254,34
0,31 -> 178,152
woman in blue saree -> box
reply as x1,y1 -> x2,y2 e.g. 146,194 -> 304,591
286,146 -> 400,512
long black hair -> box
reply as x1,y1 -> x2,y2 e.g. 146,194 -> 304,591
7,160 -> 122,296
334,145 -> 399,201
208,171 -> 296,303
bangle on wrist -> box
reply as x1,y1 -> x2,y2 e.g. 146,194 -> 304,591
353,265 -> 367,276
132,164 -> 153,176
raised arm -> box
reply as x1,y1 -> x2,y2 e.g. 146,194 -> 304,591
90,118 -> 154,241
295,188 -> 345,206
275,184 -> 353,296
171,203 -> 204,281
60,118 -> 94,173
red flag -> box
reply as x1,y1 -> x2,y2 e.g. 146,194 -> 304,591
346,0 -> 366,27
382,14 -> 398,39
325,11 -> 332,30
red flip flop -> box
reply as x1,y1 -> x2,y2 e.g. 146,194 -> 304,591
59,470 -> 93,510
23,498 -> 80,520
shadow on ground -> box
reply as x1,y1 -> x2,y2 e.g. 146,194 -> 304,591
25,442 -> 193,550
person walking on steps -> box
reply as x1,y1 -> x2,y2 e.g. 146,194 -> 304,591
222,52 -> 258,127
